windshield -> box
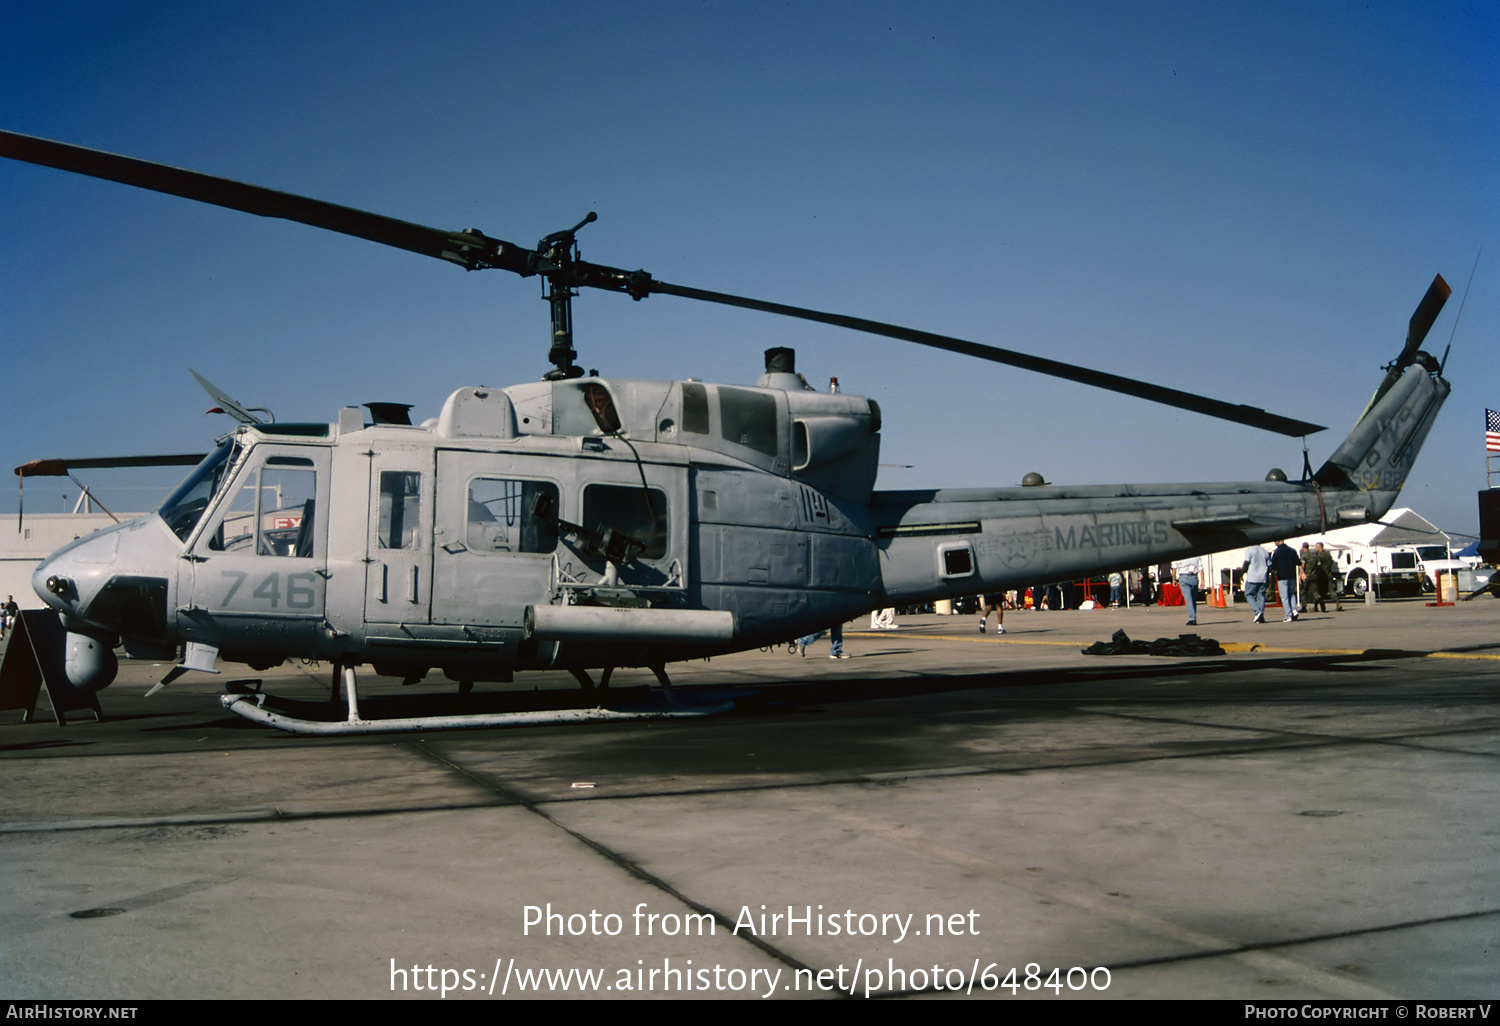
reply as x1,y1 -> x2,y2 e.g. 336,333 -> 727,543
158,440 -> 241,541
1416,546 -> 1450,561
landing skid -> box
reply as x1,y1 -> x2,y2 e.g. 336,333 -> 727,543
218,663 -> 732,735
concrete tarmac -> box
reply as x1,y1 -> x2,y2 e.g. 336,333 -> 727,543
2,595 -> 1497,1000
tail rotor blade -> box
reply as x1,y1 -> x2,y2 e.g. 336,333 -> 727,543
1404,274 -> 1452,358
1358,273 -> 1453,420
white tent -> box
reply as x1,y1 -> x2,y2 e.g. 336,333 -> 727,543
1287,507 -> 1449,551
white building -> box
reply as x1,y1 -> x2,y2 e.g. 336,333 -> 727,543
0,513 -> 142,608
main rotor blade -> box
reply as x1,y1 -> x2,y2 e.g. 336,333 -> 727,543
0,129 -> 1324,435
649,281 -> 1326,437
0,129 -> 528,273
16,454 -> 207,477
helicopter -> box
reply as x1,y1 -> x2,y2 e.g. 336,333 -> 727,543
1,129 -> 1453,734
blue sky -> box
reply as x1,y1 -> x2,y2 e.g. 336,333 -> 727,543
3,2 -> 1496,537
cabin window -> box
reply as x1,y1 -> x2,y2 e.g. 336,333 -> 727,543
466,478 -> 559,553
583,484 -> 668,560
938,542 -> 975,579
552,381 -> 620,436
377,471 -> 421,551
682,382 -> 710,435
718,387 -> 778,456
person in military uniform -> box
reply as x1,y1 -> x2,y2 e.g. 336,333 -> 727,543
1305,542 -> 1342,613
1298,542 -> 1313,613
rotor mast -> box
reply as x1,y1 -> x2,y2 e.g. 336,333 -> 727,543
538,212 -> 596,380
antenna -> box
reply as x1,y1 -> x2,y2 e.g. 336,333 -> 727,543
1439,246 -> 1482,376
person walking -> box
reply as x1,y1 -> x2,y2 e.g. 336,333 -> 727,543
1242,544 -> 1270,624
1297,542 -> 1313,613
978,593 -> 1005,634
1172,556 -> 1202,626
1306,542 -> 1341,612
797,622 -> 848,659
1270,540 -> 1301,622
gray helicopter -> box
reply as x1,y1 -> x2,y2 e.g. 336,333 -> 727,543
2,130 -> 1452,734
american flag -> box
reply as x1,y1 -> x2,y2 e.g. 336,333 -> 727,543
1488,409 -> 1500,453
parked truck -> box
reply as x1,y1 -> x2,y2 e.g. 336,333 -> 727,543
1328,542 -> 1425,598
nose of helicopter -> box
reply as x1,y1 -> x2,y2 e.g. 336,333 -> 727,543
29,515 -> 180,690
31,523 -> 124,622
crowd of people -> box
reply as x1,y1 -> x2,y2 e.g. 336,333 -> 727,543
979,544 -> 1341,627
1241,540 -> 1341,623
788,541 -> 1351,658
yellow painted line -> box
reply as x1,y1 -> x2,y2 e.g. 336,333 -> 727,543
848,631 -> 1500,661
1220,643 -> 1362,655
851,631 -> 1077,648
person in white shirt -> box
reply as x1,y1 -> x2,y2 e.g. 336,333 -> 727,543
1242,545 -> 1270,624
1173,557 -> 1202,626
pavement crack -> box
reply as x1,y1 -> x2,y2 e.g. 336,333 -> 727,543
1109,907 -> 1500,971
833,812 -> 1397,1000
405,739 -> 824,986
1088,708 -> 1500,760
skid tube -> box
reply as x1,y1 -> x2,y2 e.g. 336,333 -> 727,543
218,662 -> 733,735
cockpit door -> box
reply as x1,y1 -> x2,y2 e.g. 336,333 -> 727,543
184,446 -> 330,646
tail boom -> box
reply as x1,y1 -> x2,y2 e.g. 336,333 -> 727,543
873,364 -> 1449,606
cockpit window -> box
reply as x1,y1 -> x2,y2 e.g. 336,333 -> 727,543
159,440 -> 241,541
210,459 -> 317,557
